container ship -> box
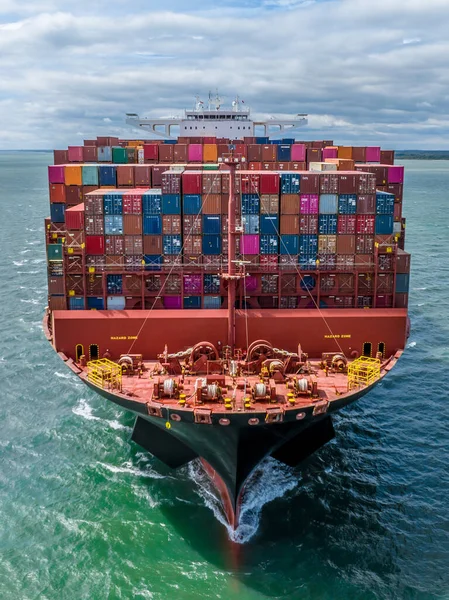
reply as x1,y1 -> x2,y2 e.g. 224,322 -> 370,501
43,97 -> 410,528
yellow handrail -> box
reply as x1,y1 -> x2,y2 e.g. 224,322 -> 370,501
347,356 -> 381,390
87,358 -> 122,392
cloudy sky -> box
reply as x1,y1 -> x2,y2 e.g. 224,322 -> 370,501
0,0 -> 448,149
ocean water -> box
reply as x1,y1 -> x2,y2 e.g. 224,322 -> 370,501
0,153 -> 448,600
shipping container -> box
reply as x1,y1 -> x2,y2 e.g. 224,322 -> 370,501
300,194 -> 319,214
240,235 -> 259,255
85,235 -> 105,255
299,234 -> 318,255
50,203 -> 65,223
319,194 -> 338,214
318,235 -> 337,254
202,234 -> 221,255
280,173 -> 300,194
241,194 -> 260,215
260,234 -> 278,255
375,215 -> 394,235
338,194 -> 357,214
203,214 -> 221,234
116,165 -> 134,187
300,173 -> 320,194
48,165 -> 65,184
144,255 -> 162,271
85,214 -> 105,235
99,165 -> 117,186
49,184 -> 66,204
336,234 -> 356,254
280,235 -> 299,255
260,173 -> 279,194
162,194 -> 181,215
357,195 -> 376,214
103,192 -> 123,215
260,215 -> 279,235
104,215 -> 123,235
280,214 -> 299,235
97,147 -> 112,162
318,214 -> 337,235
376,192 -> 395,215
242,214 -> 260,234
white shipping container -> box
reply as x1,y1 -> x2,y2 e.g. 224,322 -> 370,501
309,162 -> 338,172
319,194 -> 338,214
107,296 -> 126,310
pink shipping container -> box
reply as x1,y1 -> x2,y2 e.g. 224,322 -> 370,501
188,144 -> 203,162
240,235 -> 260,255
365,147 -> 381,162
322,147 -> 338,160
48,166 -> 65,184
144,144 -> 159,161
245,275 -> 259,292
184,274 -> 202,294
68,146 -> 83,162
388,166 -> 404,184
300,194 -> 319,214
291,144 -> 306,161
164,297 -> 182,309
337,215 -> 356,235
356,215 -> 375,234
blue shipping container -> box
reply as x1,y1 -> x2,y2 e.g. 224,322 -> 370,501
319,194 -> 338,214
203,296 -> 222,309
299,234 -> 318,255
241,194 -> 260,215
280,235 -> 299,255
395,274 -> 410,294
104,215 -> 123,235
280,172 -> 301,194
50,203 -> 65,223
256,137 -> 269,144
338,194 -> 357,215
103,193 -> 123,215
164,139 -> 177,144
107,274 -> 123,295
375,215 -> 394,235
82,165 -> 99,186
99,165 -> 116,186
260,215 -> 279,235
163,235 -> 182,255
162,194 -> 181,215
318,214 -> 337,235
143,193 -> 162,215
143,215 -> 162,235
300,275 -> 316,291
97,146 -> 112,162
204,274 -> 221,294
243,215 -> 260,234
87,297 -> 104,310
69,296 -> 85,310
183,194 -> 202,215
299,255 -> 317,271
277,145 -> 291,162
202,235 -> 222,255
260,234 -> 279,255
282,138 -> 295,144
376,192 -> 395,215
143,255 -> 162,271
203,215 -> 221,234
184,296 -> 202,309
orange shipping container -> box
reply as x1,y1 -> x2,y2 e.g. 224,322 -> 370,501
280,194 -> 300,215
203,144 -> 218,163
337,146 -> 353,159
203,194 -> 222,214
64,165 -> 82,186
49,184 -> 66,203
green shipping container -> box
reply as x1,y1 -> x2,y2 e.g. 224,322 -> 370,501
47,243 -> 63,261
112,147 -> 127,164
82,165 -> 99,186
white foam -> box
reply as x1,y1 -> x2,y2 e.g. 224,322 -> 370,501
13,260 -> 26,266
99,460 -> 166,480
407,341 -> 417,348
189,458 -> 299,544
72,398 -> 101,421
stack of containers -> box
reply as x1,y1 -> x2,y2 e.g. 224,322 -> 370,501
143,189 -> 163,272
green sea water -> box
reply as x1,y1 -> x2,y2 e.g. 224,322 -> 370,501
0,154 -> 448,599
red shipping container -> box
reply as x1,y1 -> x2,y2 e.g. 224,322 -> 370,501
82,146 -> 97,162
356,215 -> 375,234
396,250 -> 411,274
124,235 -> 143,255
65,205 -> 84,230
117,166 -> 134,187
65,185 -> 83,205
182,171 -> 202,194
183,215 -> 202,235
217,144 -> 230,158
144,144 -> 159,161
354,254 -> 374,271
105,235 -> 124,255
158,145 -> 174,162
162,215 -> 182,235
248,144 -> 262,162
300,173 -> 320,194
320,173 -> 339,194
53,150 -> 68,165
261,145 -> 276,162
202,172 -> 222,194
300,214 -> 318,235
241,173 -> 260,194
48,165 -> 65,184
143,235 -> 162,254
352,147 -> 366,162
336,235 -> 356,254
357,173 -> 376,195
291,144 -> 306,161
290,162 -> 307,171
161,171 -> 182,194
357,195 -> 375,214
386,183 -> 403,201
183,235 -> 202,255
395,293 -> 408,308
280,215 -> 299,234
123,215 -> 143,235
174,144 -> 188,163
85,215 -> 104,235
86,235 -> 105,255
337,215 -> 356,235
338,174 -> 357,194
249,162 -> 262,171
260,255 -> 278,269
260,173 -> 279,194
82,186 -> 97,201
394,202 -> 402,221
49,184 -> 66,203
380,150 -> 395,165
68,146 -> 83,162
356,235 -> 374,254
134,165 -> 151,187
151,165 -> 167,188
123,192 -> 143,214
306,148 -> 322,163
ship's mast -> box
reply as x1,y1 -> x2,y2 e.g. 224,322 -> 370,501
227,162 -> 237,350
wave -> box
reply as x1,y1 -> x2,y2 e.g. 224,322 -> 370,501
72,398 -> 133,433
189,458 -> 299,544
98,461 -> 166,481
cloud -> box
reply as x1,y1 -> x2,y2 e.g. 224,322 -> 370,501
0,0 -> 448,148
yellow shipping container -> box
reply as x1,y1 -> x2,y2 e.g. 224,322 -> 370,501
203,144 -> 218,163
64,165 -> 83,186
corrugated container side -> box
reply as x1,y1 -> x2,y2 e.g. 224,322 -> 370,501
336,234 -> 356,254
280,215 -> 299,234
319,194 -> 338,214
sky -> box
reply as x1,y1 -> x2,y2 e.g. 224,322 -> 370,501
0,0 -> 448,149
